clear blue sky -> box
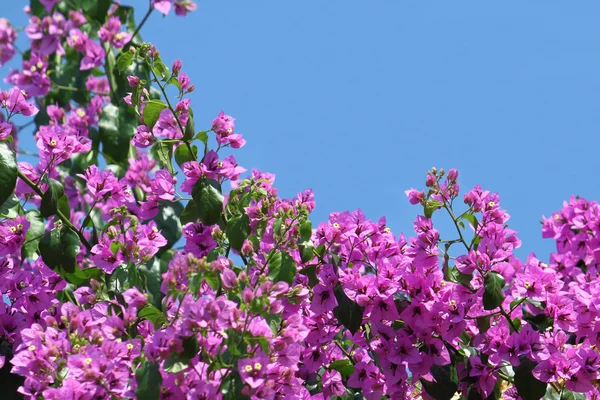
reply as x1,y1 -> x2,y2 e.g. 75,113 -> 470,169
3,1 -> 600,260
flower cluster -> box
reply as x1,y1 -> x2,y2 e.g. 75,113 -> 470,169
1,2 -> 599,400
0,18 -> 16,67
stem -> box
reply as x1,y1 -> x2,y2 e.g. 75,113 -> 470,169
103,44 -> 119,105
149,69 -> 196,156
17,170 -> 93,252
125,5 -> 154,50
442,242 -> 451,281
17,147 -> 39,158
509,297 -> 527,313
334,339 -> 356,365
51,82 -> 110,97
259,215 -> 300,275
443,204 -> 471,251
500,306 -> 519,333
80,199 -> 100,234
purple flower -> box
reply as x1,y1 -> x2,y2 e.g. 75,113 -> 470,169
98,16 -> 131,48
238,352 -> 269,389
323,370 -> 345,397
67,28 -> 87,51
131,125 -> 155,148
80,40 -> 105,70
0,19 -> 17,66
152,0 -> 173,15
212,111 -> 235,136
153,109 -> 181,139
175,0 -> 198,16
405,188 -> 425,205
1,88 -> 39,117
0,216 -> 29,256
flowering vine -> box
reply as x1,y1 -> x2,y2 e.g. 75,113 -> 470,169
0,2 -> 598,400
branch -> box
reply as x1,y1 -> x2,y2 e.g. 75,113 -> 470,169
443,204 -> 471,251
123,5 -> 154,51
17,170 -> 93,252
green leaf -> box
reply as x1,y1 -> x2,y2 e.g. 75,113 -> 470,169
29,0 -> 46,17
180,200 -> 199,225
116,52 -> 134,72
462,213 -> 478,229
329,359 -> 355,379
545,386 -> 587,400
167,76 -> 183,95
472,235 -> 483,250
511,317 -> 522,333
39,226 -> 81,274
62,266 -> 102,287
226,214 -> 250,252
482,272 -> 505,310
221,371 -> 251,400
299,219 -> 312,242
57,195 -> 71,219
99,104 -> 136,165
182,107 -> 195,141
40,179 -> 65,218
135,361 -> 162,400
522,310 -> 554,332
451,267 -> 473,287
266,314 -> 282,335
204,273 -> 220,292
267,251 -> 297,285
315,244 -> 326,258
333,284 -> 365,335
420,363 -> 459,400
273,219 -> 283,237
152,202 -> 183,256
22,210 -> 45,260
163,357 -> 189,374
298,240 -> 315,263
299,264 -> 319,287
476,315 -> 492,333
163,335 -> 199,374
0,142 -> 18,207
139,252 -> 172,308
142,100 -> 167,130
174,143 -> 197,168
195,131 -> 209,145
514,356 -> 547,400
154,142 -> 174,174
152,60 -> 170,81
0,195 -> 20,218
424,199 -> 443,219
192,179 -> 224,226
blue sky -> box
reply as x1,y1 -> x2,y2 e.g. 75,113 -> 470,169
3,1 -> 600,260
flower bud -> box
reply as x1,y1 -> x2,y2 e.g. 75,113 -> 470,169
242,287 -> 254,303
241,239 -> 254,256
425,173 -> 437,187
127,75 -> 140,88
221,268 -> 238,290
172,59 -> 182,76
447,168 -> 459,182
128,45 -> 136,54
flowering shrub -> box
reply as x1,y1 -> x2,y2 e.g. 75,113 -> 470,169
0,1 -> 598,400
